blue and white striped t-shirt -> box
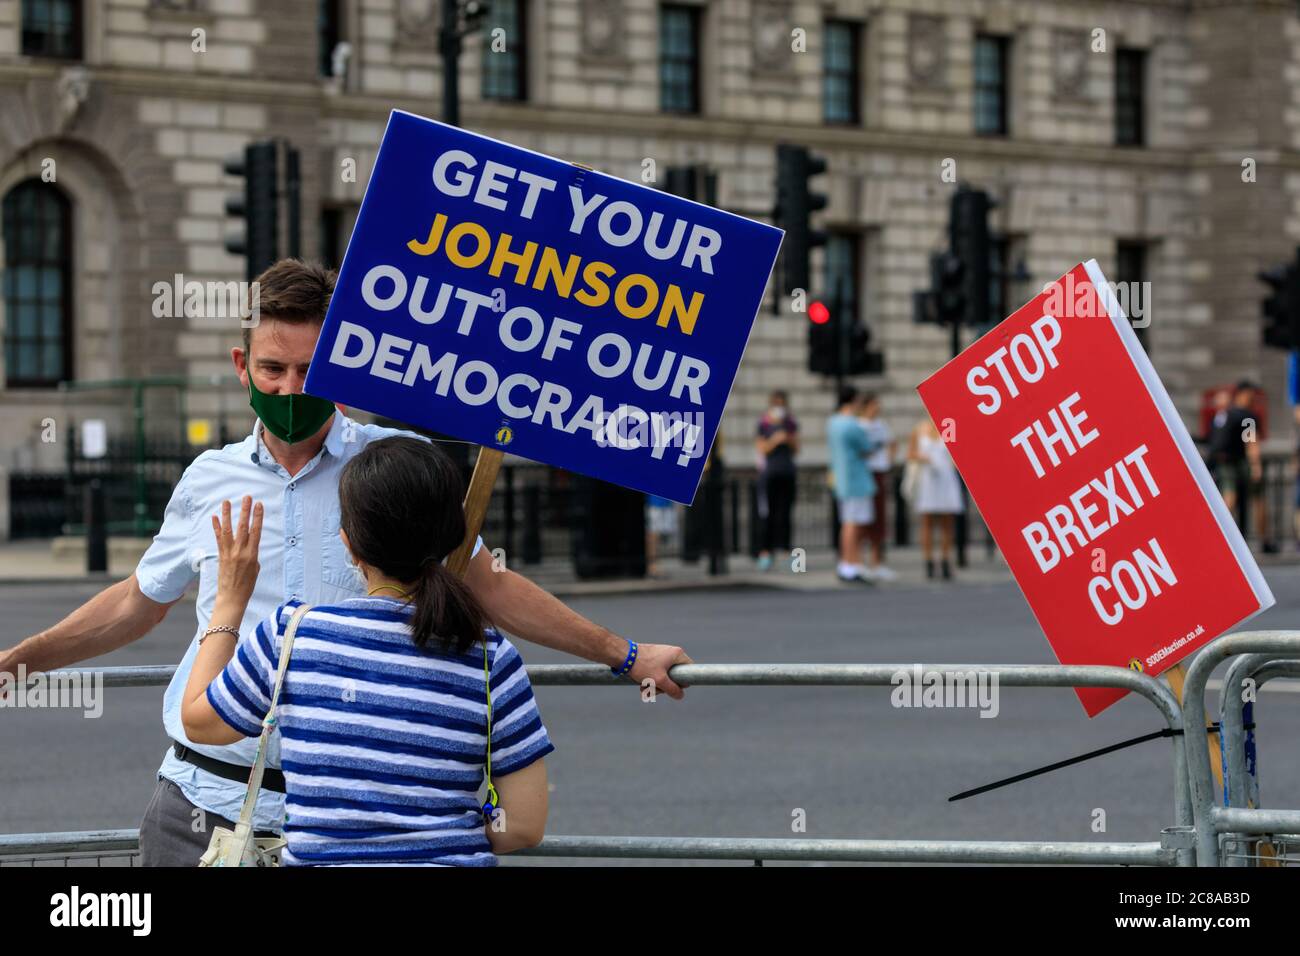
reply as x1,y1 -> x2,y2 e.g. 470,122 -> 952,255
207,597 -> 554,866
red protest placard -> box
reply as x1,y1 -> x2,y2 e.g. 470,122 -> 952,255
918,260 -> 1274,716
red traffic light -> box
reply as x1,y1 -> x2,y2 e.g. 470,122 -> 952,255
808,300 -> 830,325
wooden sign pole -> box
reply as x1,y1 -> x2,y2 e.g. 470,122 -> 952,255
1163,662 -> 1224,790
445,447 -> 504,579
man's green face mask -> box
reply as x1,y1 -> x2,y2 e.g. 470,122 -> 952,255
247,373 -> 336,444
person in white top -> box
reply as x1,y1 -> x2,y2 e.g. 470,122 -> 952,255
908,417 -> 964,580
857,394 -> 897,582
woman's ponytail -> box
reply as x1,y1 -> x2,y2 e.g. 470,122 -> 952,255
408,558 -> 487,654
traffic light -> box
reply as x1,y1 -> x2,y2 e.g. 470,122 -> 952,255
806,297 -> 884,377
1260,251 -> 1300,351
949,186 -> 994,329
913,186 -> 994,331
807,299 -> 837,374
932,250 -> 965,325
224,139 -> 301,282
844,319 -> 883,375
664,164 -> 718,206
774,144 -> 827,295
913,289 -> 938,324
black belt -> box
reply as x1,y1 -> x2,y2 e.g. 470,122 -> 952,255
172,741 -> 286,794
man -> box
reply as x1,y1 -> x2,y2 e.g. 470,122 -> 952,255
1207,380 -> 1265,541
0,259 -> 692,865
826,386 -> 879,584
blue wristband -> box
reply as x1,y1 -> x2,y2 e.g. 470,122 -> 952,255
611,640 -> 638,678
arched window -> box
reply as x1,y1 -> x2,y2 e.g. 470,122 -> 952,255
3,179 -> 73,387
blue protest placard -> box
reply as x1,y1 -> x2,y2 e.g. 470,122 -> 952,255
304,110 -> 783,504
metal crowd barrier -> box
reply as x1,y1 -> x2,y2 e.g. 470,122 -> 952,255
0,660 -> 1205,867
0,830 -> 1176,867
1181,632 -> 1300,867
1217,652 -> 1300,866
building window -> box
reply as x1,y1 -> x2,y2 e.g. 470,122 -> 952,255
482,0 -> 528,101
973,35 -> 1009,136
1115,48 -> 1146,147
319,208 -> 344,272
21,0 -> 82,60
660,4 -> 701,114
1116,240 -> 1149,349
824,20 -> 861,125
3,180 -> 73,388
318,0 -> 342,78
319,205 -> 359,271
824,233 -> 861,321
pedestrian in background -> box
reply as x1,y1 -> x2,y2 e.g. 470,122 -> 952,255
645,494 -> 677,578
754,389 -> 799,571
827,386 -> 880,584
1207,380 -> 1265,544
858,393 -> 897,582
908,417 -> 963,580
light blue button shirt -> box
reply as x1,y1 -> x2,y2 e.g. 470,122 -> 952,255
135,412 -> 482,831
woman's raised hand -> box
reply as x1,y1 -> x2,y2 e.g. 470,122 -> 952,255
212,495 -> 263,608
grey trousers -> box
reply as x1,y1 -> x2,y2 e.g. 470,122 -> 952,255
138,776 -> 281,867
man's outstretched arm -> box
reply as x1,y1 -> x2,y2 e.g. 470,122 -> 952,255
0,574 -> 176,675
464,548 -> 693,700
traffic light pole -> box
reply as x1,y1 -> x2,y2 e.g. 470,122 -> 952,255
909,187 -> 1006,569
440,0 -> 462,128
950,319 -> 969,568
435,0 -> 489,480
285,144 -> 300,259
224,140 -> 300,282
835,272 -> 850,396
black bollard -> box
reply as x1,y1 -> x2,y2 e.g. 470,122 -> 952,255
955,480 -> 969,568
729,479 -> 740,554
705,465 -> 726,576
502,466 -> 516,562
522,484 -> 542,565
893,469 -> 909,547
830,494 -> 840,551
85,479 -> 107,574
682,496 -> 702,564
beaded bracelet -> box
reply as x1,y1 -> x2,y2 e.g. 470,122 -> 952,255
610,640 -> 638,678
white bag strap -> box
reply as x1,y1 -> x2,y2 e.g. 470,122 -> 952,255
231,602 -> 312,837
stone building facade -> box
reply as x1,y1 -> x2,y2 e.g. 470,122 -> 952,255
0,0 -> 1296,532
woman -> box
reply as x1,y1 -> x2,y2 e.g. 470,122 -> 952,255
754,390 -> 800,571
908,418 -> 963,580
181,437 -> 552,865
857,393 -> 897,582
